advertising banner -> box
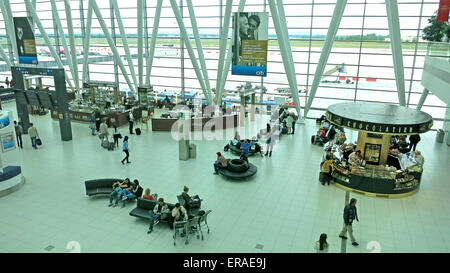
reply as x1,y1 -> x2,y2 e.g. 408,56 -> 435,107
437,0 -> 450,22
232,12 -> 268,76
13,17 -> 38,64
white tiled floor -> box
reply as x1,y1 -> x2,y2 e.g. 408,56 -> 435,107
1,101 -> 449,253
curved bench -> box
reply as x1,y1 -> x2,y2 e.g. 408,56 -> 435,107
218,159 -> 257,180
129,198 -> 176,220
84,178 -> 123,197
229,143 -> 259,156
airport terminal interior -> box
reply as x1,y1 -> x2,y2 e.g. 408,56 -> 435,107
0,0 -> 449,253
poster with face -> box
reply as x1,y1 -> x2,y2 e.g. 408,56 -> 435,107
13,17 -> 38,64
232,12 -> 268,76
1,132 -> 16,152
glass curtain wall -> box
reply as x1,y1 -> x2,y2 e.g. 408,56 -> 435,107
0,0 -> 446,128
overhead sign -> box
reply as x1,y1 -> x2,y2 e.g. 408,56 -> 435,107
231,12 -> 268,76
13,17 -> 38,65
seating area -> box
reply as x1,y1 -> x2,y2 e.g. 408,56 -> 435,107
85,178 -> 211,246
217,159 -> 257,180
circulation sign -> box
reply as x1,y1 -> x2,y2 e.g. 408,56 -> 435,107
231,12 -> 268,77
13,17 -> 38,65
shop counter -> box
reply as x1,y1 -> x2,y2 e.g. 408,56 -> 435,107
151,114 -> 239,132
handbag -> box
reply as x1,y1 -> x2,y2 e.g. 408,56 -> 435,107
36,138 -> 42,146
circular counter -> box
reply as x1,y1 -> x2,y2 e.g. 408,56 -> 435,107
324,102 -> 431,198
326,102 -> 433,135
330,158 -> 422,198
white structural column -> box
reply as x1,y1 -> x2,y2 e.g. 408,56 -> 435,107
112,0 -> 138,90
50,0 -> 76,90
186,0 -> 213,103
304,0 -> 347,117
169,0 -> 212,105
269,0 -> 302,119
24,0 -> 74,90
90,0 -> 135,92
137,0 -> 144,86
145,0 -> 163,86
82,0 -> 93,85
275,0 -> 302,119
64,0 -> 80,91
215,0 -> 233,105
218,0 -> 246,105
0,46 -> 12,67
0,0 -> 18,63
416,88 -> 429,111
385,0 -> 406,106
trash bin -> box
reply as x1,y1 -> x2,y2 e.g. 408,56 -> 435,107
189,143 -> 196,159
436,129 -> 445,143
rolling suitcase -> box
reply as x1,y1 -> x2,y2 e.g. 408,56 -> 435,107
108,142 -> 114,151
135,128 -> 141,135
102,139 -> 109,148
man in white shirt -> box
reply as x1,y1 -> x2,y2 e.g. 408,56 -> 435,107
128,109 -> 134,134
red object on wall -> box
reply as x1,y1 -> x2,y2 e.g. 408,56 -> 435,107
352,77 -> 359,81
437,0 -> 450,22
339,76 -> 346,80
366,78 -> 377,82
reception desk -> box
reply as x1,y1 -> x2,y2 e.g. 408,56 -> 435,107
51,107 -> 148,128
151,114 -> 239,132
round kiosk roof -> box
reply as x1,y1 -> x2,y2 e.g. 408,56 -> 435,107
326,102 -> 433,135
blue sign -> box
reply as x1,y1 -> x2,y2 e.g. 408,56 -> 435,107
0,114 -> 10,129
232,65 -> 267,76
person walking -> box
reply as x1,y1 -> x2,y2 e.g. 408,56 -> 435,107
27,123 -> 39,150
89,113 -> 96,135
113,125 -> 122,148
339,198 -> 359,246
409,134 -> 421,151
128,109 -> 134,134
291,114 -> 298,134
264,130 -> 274,157
99,119 -> 109,143
314,233 -> 329,253
121,136 -> 130,164
14,121 -> 23,149
286,113 -> 294,134
5,77 -> 10,88
94,110 -> 101,132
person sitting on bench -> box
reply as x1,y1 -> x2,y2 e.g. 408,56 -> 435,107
147,197 -> 172,234
182,186 -> 202,209
240,139 -> 255,163
121,179 -> 143,208
108,178 -> 132,207
214,152 -> 228,174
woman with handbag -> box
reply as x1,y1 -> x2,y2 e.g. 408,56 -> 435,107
121,136 -> 130,164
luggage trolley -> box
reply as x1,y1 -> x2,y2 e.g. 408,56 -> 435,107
198,210 -> 212,240
173,220 -> 188,246
173,217 -> 202,246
